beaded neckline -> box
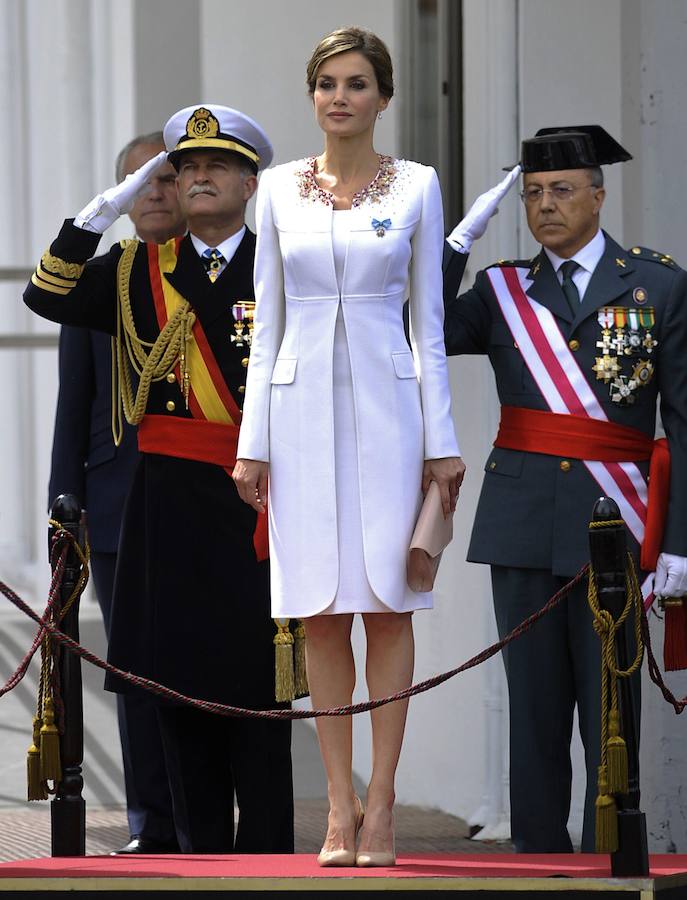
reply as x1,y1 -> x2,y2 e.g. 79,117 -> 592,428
296,154 -> 396,208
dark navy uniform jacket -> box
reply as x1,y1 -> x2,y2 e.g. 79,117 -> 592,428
25,221 -> 282,709
443,232 -> 687,577
48,324 -> 139,553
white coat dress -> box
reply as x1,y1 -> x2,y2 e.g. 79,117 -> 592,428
237,155 -> 460,618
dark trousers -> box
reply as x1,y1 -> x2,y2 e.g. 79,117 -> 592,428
156,705 -> 294,854
491,566 -> 640,854
91,550 -> 176,844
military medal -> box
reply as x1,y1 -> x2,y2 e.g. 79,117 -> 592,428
639,307 -> 657,353
610,375 -> 635,405
631,359 -> 654,387
231,300 -> 256,347
595,306 -> 657,403
624,308 -> 642,355
593,355 -> 621,382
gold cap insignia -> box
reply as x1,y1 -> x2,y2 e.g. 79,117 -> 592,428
633,287 -> 647,305
186,107 -> 220,140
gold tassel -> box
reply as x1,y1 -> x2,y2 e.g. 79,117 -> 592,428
39,697 -> 62,784
27,717 -> 48,801
274,620 -> 295,702
293,619 -> 309,697
595,765 -> 618,853
606,708 -> 629,796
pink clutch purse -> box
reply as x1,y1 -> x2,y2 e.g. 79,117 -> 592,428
407,481 -> 454,593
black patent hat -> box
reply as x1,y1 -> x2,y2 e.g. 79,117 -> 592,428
519,125 -> 632,173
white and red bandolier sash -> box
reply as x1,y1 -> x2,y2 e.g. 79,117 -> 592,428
486,265 -> 654,604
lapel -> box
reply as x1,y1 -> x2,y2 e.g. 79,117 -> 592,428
571,231 -> 635,332
164,230 -> 256,328
524,251 -> 573,323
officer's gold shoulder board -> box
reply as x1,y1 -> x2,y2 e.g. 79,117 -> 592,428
628,246 -> 679,270
489,258 -> 529,269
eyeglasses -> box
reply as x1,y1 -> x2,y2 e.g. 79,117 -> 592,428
519,184 -> 596,204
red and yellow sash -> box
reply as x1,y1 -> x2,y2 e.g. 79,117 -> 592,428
147,239 -> 243,425
143,239 -> 268,561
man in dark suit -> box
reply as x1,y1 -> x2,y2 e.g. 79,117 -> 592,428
443,126 -> 687,852
28,104 -> 293,854
48,132 -> 185,854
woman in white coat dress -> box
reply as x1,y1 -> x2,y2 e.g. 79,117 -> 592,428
234,27 -> 464,867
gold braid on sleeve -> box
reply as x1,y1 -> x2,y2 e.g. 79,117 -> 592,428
111,240 -> 196,446
40,250 -> 85,280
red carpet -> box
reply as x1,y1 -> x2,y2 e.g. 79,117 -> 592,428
1,852 -> 687,879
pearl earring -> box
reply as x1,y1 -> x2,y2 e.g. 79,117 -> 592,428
377,111 -> 383,120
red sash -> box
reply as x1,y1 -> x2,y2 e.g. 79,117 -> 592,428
494,406 -> 670,570
143,241 -> 268,561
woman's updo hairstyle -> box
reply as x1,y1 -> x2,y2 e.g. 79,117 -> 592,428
306,27 -> 394,99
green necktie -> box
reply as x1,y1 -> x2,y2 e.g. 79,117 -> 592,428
560,260 -> 580,316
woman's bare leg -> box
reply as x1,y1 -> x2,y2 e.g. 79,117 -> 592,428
304,613 -> 359,854
357,611 -> 414,856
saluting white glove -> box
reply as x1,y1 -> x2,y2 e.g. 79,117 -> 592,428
446,164 -> 521,253
74,151 -> 169,234
653,552 -> 687,599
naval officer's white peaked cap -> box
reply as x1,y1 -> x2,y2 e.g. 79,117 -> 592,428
164,104 -> 273,172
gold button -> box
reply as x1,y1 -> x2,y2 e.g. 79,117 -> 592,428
631,247 -> 641,255
489,461 -> 497,470
513,341 -> 518,349
559,460 -> 571,472
238,385 -> 245,394
241,357 -> 249,368
568,339 -> 580,351
166,372 -> 176,383
166,400 -> 176,412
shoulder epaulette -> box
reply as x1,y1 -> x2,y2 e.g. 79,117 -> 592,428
627,245 -> 679,269
489,258 -> 530,269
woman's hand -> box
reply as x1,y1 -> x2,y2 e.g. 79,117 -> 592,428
422,457 -> 466,517
232,458 -> 269,513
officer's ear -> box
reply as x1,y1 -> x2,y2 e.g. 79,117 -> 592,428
242,173 -> 258,202
592,186 -> 606,216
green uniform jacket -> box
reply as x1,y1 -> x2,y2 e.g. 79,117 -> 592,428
444,232 -> 687,576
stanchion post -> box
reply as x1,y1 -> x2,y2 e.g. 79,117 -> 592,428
589,496 -> 648,876
48,494 -> 86,857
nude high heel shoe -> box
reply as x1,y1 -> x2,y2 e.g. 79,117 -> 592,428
317,796 -> 365,867
355,822 -> 396,867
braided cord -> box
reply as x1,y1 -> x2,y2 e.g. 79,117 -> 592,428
112,241 -> 194,442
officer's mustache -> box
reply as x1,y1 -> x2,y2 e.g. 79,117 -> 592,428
187,184 -> 218,198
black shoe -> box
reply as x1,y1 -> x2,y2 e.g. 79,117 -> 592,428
111,836 -> 180,855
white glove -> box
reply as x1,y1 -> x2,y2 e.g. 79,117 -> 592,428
74,151 -> 169,234
653,552 -> 687,598
446,164 -> 521,253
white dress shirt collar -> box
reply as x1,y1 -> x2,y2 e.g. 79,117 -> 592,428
544,228 -> 606,277
543,229 -> 606,301
190,225 -> 246,267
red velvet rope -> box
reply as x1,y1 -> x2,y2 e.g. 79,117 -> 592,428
1,529 -> 684,717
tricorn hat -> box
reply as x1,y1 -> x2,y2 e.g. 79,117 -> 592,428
164,104 -> 273,173
519,125 -> 632,173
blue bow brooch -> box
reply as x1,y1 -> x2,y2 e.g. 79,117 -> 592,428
371,217 -> 391,237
